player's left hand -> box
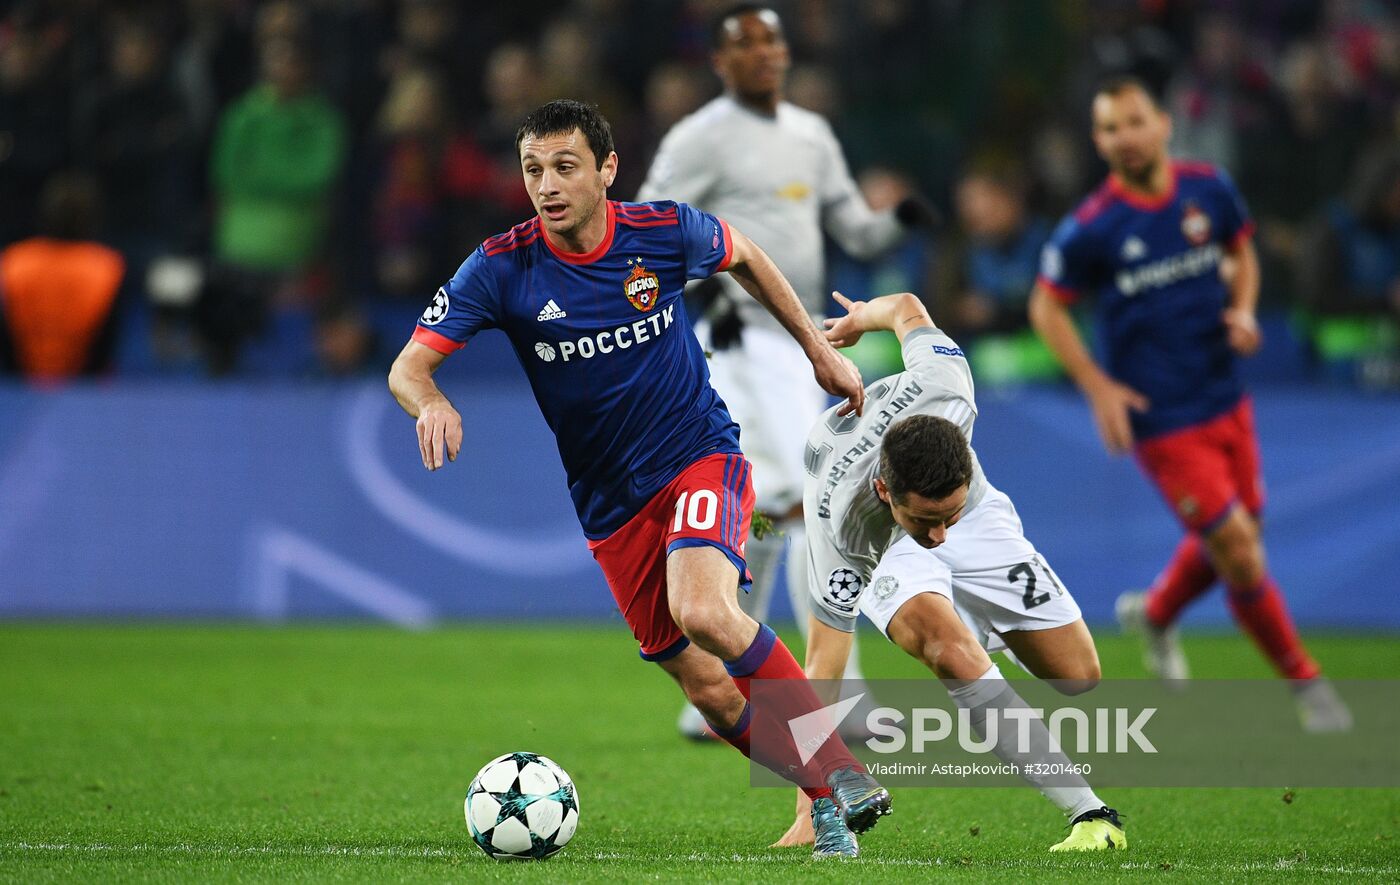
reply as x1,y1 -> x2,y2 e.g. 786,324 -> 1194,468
770,789 -> 815,848
1222,308 -> 1262,356
822,291 -> 868,349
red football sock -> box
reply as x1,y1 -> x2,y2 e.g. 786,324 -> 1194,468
725,624 -> 859,787
1225,575 -> 1321,680
709,703 -> 832,801
1145,534 -> 1217,627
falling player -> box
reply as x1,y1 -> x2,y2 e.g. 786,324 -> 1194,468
638,3 -> 931,741
772,290 -> 1126,852
388,99 -> 889,857
1028,76 -> 1351,732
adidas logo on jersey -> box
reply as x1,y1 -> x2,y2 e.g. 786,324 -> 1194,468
537,300 -> 568,322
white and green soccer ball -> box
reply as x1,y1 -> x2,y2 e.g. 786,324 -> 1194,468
465,752 -> 579,860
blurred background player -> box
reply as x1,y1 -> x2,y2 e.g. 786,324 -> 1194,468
637,3 -> 934,740
388,100 -> 889,857
1028,76 -> 1351,732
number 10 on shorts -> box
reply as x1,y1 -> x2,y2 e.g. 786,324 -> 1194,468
673,490 -> 719,531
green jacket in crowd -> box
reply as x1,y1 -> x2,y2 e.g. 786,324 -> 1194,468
211,85 -> 346,271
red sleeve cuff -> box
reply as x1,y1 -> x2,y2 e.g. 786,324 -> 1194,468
1036,275 -> 1079,305
1227,220 -> 1256,250
412,325 -> 465,354
715,219 -> 735,272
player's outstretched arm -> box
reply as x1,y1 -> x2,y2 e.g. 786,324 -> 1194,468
822,291 -> 933,348
804,614 -> 855,683
724,226 -> 866,416
1028,283 -> 1148,454
388,340 -> 463,471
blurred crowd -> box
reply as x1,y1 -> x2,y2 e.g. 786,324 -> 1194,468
0,0 -> 1397,382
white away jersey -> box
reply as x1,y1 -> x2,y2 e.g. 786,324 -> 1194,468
803,326 -> 989,631
637,96 -> 902,330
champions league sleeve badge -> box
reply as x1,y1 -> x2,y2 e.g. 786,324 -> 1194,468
825,568 -> 864,612
421,287 -> 450,326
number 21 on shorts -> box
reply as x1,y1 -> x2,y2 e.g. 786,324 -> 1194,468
673,490 -> 719,531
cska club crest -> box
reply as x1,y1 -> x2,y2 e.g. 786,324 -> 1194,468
624,258 -> 660,312
1181,203 -> 1212,246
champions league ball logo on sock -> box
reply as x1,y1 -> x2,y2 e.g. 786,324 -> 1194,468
624,258 -> 660,312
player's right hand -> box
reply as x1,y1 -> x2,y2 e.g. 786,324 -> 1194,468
416,399 -> 463,470
813,346 -> 866,416
1086,378 -> 1149,455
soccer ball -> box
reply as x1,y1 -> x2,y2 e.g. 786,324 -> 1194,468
465,752 -> 579,860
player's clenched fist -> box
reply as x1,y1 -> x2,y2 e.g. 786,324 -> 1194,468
416,399 -> 463,471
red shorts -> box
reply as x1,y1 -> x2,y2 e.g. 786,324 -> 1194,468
588,452 -> 754,661
1134,397 -> 1264,535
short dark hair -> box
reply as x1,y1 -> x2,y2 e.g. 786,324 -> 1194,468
879,415 -> 973,503
711,3 -> 777,49
515,99 -> 615,170
1093,73 -> 1161,108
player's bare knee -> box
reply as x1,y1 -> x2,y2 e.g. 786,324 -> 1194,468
1207,514 -> 1266,586
675,612 -> 724,655
925,635 -> 990,682
673,600 -> 739,656
1050,660 -> 1101,695
1213,535 -> 1264,586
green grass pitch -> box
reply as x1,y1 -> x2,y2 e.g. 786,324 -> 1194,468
2,623 -> 1398,882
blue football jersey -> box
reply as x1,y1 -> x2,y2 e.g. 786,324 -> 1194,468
1037,161 -> 1256,439
413,200 -> 742,538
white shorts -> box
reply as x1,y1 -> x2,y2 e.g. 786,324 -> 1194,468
700,322 -> 827,514
859,486 -> 1082,654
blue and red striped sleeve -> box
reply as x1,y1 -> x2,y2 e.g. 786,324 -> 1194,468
674,201 -> 734,280
411,246 -> 500,353
1036,215 -> 1095,305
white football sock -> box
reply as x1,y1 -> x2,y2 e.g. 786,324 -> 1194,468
948,663 -> 1105,819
